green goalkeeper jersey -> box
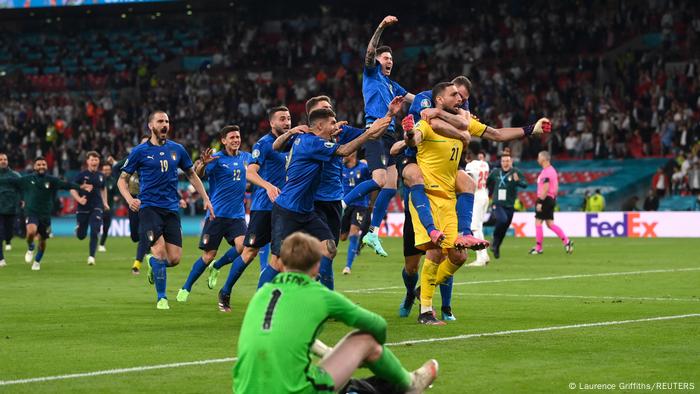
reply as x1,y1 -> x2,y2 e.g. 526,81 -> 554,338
0,174 -> 80,219
233,272 -> 388,394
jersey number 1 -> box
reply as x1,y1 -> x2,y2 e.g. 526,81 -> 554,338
262,289 -> 282,330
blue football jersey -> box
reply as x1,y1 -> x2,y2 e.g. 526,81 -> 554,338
314,125 -> 364,202
205,150 -> 252,219
362,63 -> 407,132
250,133 -> 287,211
73,170 -> 105,211
342,161 -> 371,208
275,133 -> 339,213
121,140 -> 193,212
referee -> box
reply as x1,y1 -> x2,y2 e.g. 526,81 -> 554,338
486,153 -> 527,258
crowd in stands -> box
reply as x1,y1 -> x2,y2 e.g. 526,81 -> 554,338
1,1 -> 700,200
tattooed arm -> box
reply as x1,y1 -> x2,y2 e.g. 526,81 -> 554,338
365,15 -> 398,67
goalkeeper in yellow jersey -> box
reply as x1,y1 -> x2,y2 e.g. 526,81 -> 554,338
403,82 -> 470,325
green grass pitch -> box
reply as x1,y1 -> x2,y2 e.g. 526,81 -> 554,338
1,236 -> 699,393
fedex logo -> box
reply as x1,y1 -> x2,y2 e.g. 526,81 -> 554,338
586,213 -> 657,238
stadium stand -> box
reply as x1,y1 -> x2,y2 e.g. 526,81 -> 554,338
1,0 -> 699,215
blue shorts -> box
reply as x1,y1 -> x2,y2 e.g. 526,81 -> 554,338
139,206 -> 182,247
128,208 -> 140,243
340,206 -> 370,235
26,215 -> 51,239
271,204 -> 333,256
76,208 -> 103,239
364,133 -> 398,172
243,210 -> 272,249
199,217 -> 247,251
313,200 -> 342,245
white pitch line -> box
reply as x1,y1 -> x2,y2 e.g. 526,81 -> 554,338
344,267 -> 700,294
2,314 -> 699,387
450,292 -> 700,303
385,313 -> 700,346
0,357 -> 236,386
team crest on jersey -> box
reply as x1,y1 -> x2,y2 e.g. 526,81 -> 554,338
295,138 -> 301,145
421,98 -> 431,109
356,173 -> 362,179
171,152 -> 177,161
202,234 -> 209,245
252,149 -> 260,158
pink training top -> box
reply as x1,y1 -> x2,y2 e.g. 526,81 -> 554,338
537,165 -> 559,199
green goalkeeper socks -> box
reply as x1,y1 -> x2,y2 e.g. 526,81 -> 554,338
366,346 -> 412,390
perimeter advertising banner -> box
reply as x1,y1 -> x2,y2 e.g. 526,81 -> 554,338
46,212 -> 700,238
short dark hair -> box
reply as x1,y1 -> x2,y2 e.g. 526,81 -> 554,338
219,125 -> 241,140
432,82 -> 455,100
280,232 -> 321,272
451,75 -> 472,91
305,96 -> 332,115
308,108 -> 336,125
148,110 -> 167,123
86,151 -> 100,159
268,106 -> 290,120
34,156 -> 46,163
376,46 -> 392,56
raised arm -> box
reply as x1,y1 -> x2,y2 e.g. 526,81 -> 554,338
185,167 -> 214,218
272,125 -> 309,152
335,96 -> 403,156
365,15 -> 398,67
481,117 -> 552,142
389,140 -> 406,156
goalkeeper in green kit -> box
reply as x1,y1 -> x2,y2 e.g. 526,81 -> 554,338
233,232 -> 438,394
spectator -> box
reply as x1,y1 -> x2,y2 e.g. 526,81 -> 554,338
651,167 -> 669,197
643,189 -> 660,211
688,161 -> 700,194
621,195 -> 640,211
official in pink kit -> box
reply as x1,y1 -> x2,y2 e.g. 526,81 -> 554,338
530,151 -> 574,255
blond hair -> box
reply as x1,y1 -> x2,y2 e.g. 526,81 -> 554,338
280,232 -> 322,272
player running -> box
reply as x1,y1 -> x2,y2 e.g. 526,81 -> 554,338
0,153 -> 20,267
464,151 -> 491,267
272,95 -> 370,288
530,151 -> 574,255
208,107 -> 291,312
340,151 -> 371,275
486,152 -> 528,259
265,103 -> 401,287
118,110 -> 213,310
177,126 -> 252,303
233,232 -> 438,394
0,157 -> 92,270
342,15 -> 415,258
70,151 -> 108,266
98,162 -> 117,253
404,82 -> 469,325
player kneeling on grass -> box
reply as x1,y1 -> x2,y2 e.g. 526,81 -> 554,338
233,232 -> 438,394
